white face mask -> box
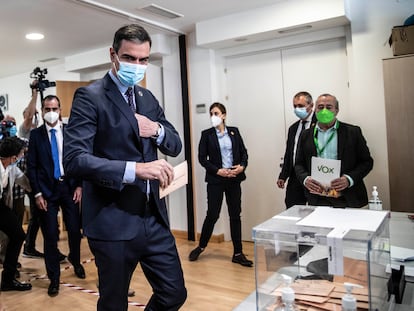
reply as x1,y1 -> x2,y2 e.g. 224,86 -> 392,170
210,115 -> 222,128
44,111 -> 59,124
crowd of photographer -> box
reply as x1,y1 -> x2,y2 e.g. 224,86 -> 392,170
0,70 -> 74,294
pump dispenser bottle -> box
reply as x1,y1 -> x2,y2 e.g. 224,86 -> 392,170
342,282 -> 363,311
275,274 -> 298,311
368,186 -> 383,210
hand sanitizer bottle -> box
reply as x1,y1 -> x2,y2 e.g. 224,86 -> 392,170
368,186 -> 382,210
275,274 -> 298,311
342,282 -> 363,311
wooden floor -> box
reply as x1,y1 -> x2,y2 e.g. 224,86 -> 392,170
0,232 -> 255,311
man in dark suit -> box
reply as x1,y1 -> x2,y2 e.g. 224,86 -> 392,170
27,95 -> 85,297
63,24 -> 186,311
277,91 -> 316,208
295,93 -> 373,208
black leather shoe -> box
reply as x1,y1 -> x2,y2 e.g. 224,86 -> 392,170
58,251 -> 67,263
232,253 -> 253,267
1,279 -> 32,291
48,280 -> 60,297
22,248 -> 44,258
189,246 -> 204,261
68,257 -> 86,279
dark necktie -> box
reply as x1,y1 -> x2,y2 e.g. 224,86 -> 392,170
50,128 -> 61,180
301,120 -> 307,132
125,87 -> 136,113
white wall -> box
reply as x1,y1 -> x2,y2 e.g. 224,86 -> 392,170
0,0 -> 413,236
0,64 -> 80,126
188,0 -> 414,239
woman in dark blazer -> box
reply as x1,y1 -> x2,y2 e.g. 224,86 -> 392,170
189,102 -> 252,267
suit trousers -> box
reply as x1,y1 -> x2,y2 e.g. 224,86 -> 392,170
38,179 -> 82,282
88,202 -> 186,311
0,204 -> 26,283
24,193 -> 41,251
285,173 -> 307,208
199,181 -> 243,254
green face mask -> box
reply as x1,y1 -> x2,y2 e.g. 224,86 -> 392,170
316,108 -> 335,124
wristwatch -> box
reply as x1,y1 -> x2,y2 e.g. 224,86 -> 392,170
153,123 -> 161,138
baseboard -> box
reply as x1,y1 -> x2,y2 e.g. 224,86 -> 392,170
171,229 -> 225,243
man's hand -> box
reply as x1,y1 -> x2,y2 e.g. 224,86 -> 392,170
305,177 -> 324,194
73,186 -> 82,204
330,176 -> 349,192
135,159 -> 174,189
135,114 -> 159,138
35,195 -> 47,211
276,179 -> 285,189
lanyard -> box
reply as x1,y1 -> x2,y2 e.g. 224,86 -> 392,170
313,122 -> 339,156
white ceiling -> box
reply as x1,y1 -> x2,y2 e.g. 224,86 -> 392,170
0,0 -> 283,79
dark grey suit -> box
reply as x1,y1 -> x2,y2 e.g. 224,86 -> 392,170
63,73 -> 186,311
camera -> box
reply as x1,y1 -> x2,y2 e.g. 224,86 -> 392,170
30,67 -> 56,92
0,120 -> 16,139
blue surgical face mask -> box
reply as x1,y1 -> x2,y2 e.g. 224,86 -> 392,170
9,125 -> 17,137
11,156 -> 22,166
294,107 -> 309,119
116,55 -> 147,87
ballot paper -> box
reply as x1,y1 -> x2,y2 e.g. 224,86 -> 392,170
159,161 -> 188,198
391,245 -> 414,262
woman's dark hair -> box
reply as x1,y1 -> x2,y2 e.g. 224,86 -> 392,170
209,102 -> 226,115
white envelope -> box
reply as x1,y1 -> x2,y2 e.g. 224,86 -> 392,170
159,161 -> 188,198
311,156 -> 341,187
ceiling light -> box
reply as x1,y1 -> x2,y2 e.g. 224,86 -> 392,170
26,33 -> 45,40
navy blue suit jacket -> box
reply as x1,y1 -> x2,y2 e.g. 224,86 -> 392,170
198,126 -> 248,184
295,121 -> 373,207
63,73 -> 182,240
27,124 -> 80,198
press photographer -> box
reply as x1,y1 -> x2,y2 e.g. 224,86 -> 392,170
0,119 -> 17,140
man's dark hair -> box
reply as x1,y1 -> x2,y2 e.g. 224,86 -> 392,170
293,91 -> 313,105
0,136 -> 25,158
318,93 -> 339,109
112,24 -> 152,53
41,95 -> 61,108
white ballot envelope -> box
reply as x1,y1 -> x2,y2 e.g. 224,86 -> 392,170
311,156 -> 341,187
159,161 -> 188,198
311,156 -> 341,197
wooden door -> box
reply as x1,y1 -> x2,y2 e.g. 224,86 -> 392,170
56,80 -> 91,118
383,55 -> 414,212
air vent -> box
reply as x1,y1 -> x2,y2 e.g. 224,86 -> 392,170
140,4 -> 183,19
39,57 -> 59,62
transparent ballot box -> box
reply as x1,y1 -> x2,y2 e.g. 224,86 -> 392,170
252,205 -> 391,311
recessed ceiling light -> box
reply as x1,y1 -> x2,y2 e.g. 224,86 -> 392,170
25,33 -> 44,40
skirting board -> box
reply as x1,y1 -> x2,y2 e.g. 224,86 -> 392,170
171,230 -> 224,243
